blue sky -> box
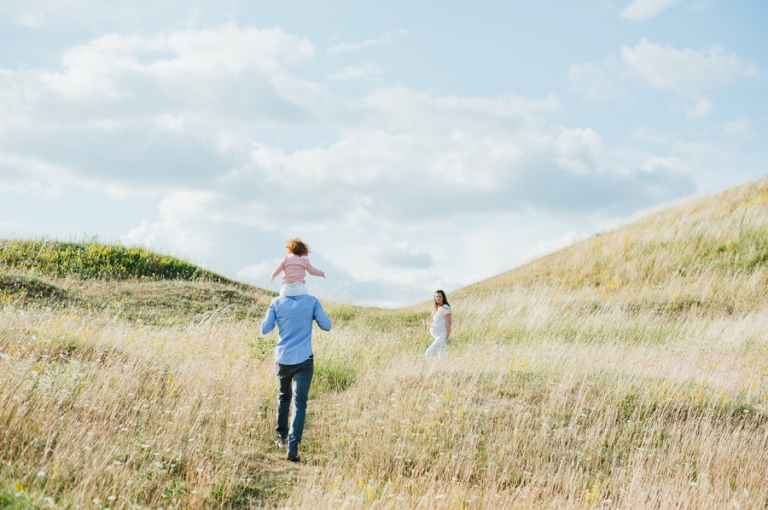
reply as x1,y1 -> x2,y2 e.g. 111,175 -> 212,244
0,0 -> 766,305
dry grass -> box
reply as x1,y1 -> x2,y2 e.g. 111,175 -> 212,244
0,308 -> 291,508
0,272 -> 274,325
2,288 -> 767,509
467,177 -> 768,313
288,290 -> 768,509
2,177 -> 768,508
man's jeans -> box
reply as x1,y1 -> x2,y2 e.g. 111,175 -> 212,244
275,356 -> 314,458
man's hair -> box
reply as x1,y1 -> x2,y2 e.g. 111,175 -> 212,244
286,237 -> 310,257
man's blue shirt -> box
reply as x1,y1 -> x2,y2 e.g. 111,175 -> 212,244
260,294 -> 332,365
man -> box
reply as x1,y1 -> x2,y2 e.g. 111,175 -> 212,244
260,292 -> 332,462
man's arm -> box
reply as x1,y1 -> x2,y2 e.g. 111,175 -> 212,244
313,299 -> 332,331
261,302 -> 277,334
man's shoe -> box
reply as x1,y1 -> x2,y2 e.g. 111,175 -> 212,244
287,455 -> 301,463
275,439 -> 286,450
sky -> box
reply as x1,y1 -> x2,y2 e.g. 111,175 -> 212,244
0,0 -> 766,306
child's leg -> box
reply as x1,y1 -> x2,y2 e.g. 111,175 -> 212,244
282,282 -> 308,297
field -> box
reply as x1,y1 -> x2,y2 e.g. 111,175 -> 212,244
2,178 -> 768,509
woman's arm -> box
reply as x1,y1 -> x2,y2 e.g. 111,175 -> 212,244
445,313 -> 452,342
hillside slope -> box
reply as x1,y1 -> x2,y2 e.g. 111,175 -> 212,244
2,181 -> 768,508
459,176 -> 768,312
0,239 -> 235,282
0,240 -> 274,324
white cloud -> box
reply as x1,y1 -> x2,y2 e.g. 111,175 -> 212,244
683,98 -> 710,118
0,151 -> 70,198
325,39 -> 390,57
631,125 -> 674,144
0,150 -> 143,199
325,30 -> 407,57
121,191 -> 235,258
639,155 -> 688,174
327,63 -> 383,81
571,40 -> 761,117
689,0 -> 713,12
356,86 -> 561,130
1,24 -> 704,305
620,39 -> 760,94
121,218 -> 210,256
101,73 -> 695,306
377,243 -> 433,269
155,114 -> 185,132
723,117 -> 752,137
569,55 -> 628,102
555,128 -> 602,175
525,231 -> 589,262
236,260 -> 280,283
0,22 -> 322,121
204,86 -> 693,233
670,141 -> 722,159
620,0 -> 683,21
0,22 -> 329,194
4,0 -> 91,27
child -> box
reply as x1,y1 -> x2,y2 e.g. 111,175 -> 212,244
270,237 -> 325,297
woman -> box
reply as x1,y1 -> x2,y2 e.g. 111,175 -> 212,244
424,290 -> 452,360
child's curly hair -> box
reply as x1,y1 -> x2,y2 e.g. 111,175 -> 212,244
285,237 -> 310,257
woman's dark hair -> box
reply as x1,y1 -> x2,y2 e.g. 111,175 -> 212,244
285,237 -> 310,257
433,290 -> 449,312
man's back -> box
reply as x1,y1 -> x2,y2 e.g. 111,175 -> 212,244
261,294 -> 332,365
261,293 -> 332,461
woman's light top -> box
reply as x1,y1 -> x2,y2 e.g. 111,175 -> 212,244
270,254 -> 325,284
429,304 -> 451,338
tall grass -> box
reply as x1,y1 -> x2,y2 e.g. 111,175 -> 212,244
2,286 -> 767,508
287,290 -> 768,509
469,178 -> 768,312
2,178 -> 768,507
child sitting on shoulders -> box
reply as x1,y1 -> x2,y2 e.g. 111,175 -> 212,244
270,237 -> 325,297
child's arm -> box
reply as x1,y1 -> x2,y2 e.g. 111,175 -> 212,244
305,259 -> 325,278
270,257 -> 287,282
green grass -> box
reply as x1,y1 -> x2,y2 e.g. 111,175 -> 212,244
694,228 -> 768,274
0,239 -> 231,282
0,240 -> 276,326
1,276 -> 271,326
313,358 -> 357,394
0,273 -> 68,302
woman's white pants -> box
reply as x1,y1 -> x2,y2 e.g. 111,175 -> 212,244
425,335 -> 448,360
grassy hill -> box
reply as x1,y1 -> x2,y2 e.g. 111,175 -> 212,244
462,177 -> 768,311
0,240 -> 275,325
1,179 -> 768,509
0,239 -> 234,282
